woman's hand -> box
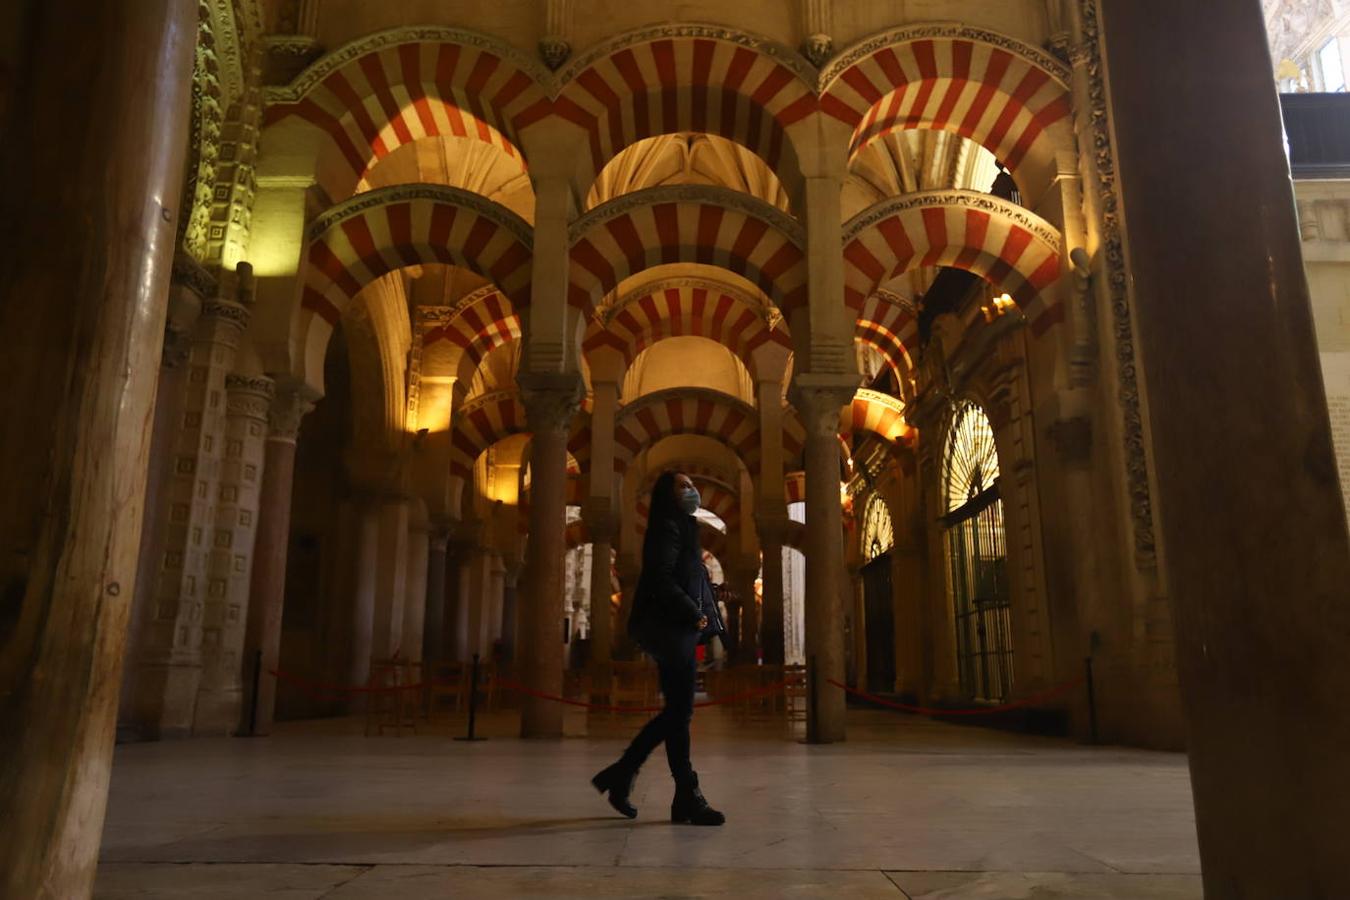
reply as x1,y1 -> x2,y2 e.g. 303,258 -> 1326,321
696,616 -> 709,631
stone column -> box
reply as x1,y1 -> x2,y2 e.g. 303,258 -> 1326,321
0,0 -> 195,892
724,556 -> 759,664
500,562 -> 521,665
614,552 -> 641,659
422,529 -> 449,661
791,378 -> 857,743
756,513 -> 787,664
238,382 -> 316,735
371,498 -> 409,659
118,263 -> 206,739
517,374 -> 584,737
345,499 -> 380,690
585,510 -> 616,667
402,506 -> 430,663
1099,0 -> 1350,891
193,373 -> 273,734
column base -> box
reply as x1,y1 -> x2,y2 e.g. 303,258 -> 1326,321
192,685 -> 243,737
122,661 -> 203,740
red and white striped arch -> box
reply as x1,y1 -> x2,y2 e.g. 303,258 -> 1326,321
613,389 -> 762,474
820,27 -> 1074,204
847,390 -> 915,449
855,292 -> 919,379
423,286 -> 522,384
299,185 -> 533,384
449,389 -> 529,480
842,190 -> 1064,331
550,28 -> 817,200
263,29 -> 549,197
583,278 -> 790,378
568,186 -> 807,318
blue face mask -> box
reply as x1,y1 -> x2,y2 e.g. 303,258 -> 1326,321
678,486 -> 701,515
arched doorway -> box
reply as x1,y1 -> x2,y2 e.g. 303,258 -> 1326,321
942,401 -> 1013,702
860,494 -> 896,693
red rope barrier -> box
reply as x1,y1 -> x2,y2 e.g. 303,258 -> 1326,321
826,676 -> 1085,717
269,667 -> 793,714
497,678 -> 792,714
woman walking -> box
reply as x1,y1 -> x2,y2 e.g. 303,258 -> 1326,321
591,471 -> 726,826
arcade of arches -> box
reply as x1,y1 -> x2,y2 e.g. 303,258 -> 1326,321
3,0 -> 1350,898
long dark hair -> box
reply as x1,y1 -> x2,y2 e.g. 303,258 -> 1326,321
645,470 -> 700,555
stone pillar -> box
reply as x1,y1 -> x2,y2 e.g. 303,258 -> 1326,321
402,506 -> 430,663
0,0 -> 195,892
500,562 -> 521,665
371,498 -> 409,659
585,511 -> 616,667
118,263 -> 206,739
193,373 -> 273,734
238,382 -> 315,735
345,500 -> 380,690
724,557 -> 759,664
123,278 -> 251,737
422,530 -> 449,661
1099,0 -> 1350,891
756,513 -> 787,664
614,552 -> 641,659
791,378 -> 857,743
517,374 -> 584,737
463,548 -> 493,660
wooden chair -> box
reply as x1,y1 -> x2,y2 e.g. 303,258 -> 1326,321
784,664 -> 808,723
365,657 -> 420,736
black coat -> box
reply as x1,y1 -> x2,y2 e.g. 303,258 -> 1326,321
628,516 -> 726,648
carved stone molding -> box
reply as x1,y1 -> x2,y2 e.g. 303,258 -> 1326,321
306,182 -> 534,248
1079,0 -> 1157,567
821,23 -> 1071,90
200,298 -> 251,333
842,189 -> 1064,250
539,37 -> 571,71
261,34 -> 323,85
571,183 -> 804,246
172,250 -> 219,300
801,33 -> 834,67
790,374 -> 860,437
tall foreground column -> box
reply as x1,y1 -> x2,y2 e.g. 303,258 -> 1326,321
517,375 -> 583,737
238,383 -> 315,735
0,0 -> 195,894
1098,0 -> 1350,893
792,379 -> 856,743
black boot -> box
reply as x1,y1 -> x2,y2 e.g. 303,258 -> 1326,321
671,773 -> 725,826
591,762 -> 638,819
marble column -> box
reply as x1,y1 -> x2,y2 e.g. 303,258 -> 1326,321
345,502 -> 380,691
371,498 -> 409,660
238,382 -> 315,735
517,374 -> 584,737
500,562 -> 521,665
401,507 -> 430,663
118,263 -> 207,740
422,530 -> 449,661
1100,0 -> 1350,891
193,373 -> 273,734
791,378 -> 856,743
756,513 -> 787,664
123,279 -> 251,737
0,0 -> 195,892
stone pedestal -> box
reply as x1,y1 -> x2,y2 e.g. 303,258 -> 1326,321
517,374 -> 584,737
792,376 -> 857,744
238,383 -> 315,735
1100,0 -> 1350,891
0,0 -> 195,892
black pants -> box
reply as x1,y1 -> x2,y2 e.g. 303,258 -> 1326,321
619,629 -> 699,785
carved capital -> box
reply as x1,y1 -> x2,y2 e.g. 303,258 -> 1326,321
267,382 -> 319,442
790,373 -> 858,438
518,371 -> 585,433
225,374 -> 275,422
200,297 -> 251,334
539,36 -> 571,70
801,33 -> 833,67
171,251 -> 218,300
755,513 -> 791,546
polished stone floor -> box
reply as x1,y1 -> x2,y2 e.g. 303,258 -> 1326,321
95,707 -> 1202,898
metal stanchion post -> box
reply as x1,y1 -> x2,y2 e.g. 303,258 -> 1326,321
1084,656 -> 1099,745
455,652 -> 487,742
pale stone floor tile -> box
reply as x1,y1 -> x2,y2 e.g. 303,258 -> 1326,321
885,871 -> 1203,899
93,862 -> 366,899
96,708 -> 1203,897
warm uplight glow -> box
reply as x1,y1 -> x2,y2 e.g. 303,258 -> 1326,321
981,292 -> 1018,323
